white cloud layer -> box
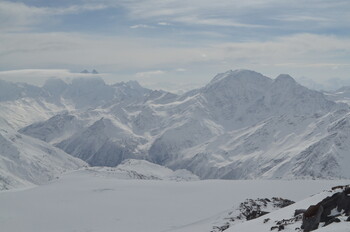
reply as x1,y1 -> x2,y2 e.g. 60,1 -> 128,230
0,69 -> 103,86
0,1 -> 107,31
1,0 -> 350,90
135,70 -> 165,78
1,32 -> 349,71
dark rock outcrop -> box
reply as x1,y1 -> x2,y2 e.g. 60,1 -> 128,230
294,209 -> 306,216
302,185 -> 350,231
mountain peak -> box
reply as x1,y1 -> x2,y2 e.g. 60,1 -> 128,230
91,69 -> 99,74
80,69 -> 89,74
209,69 -> 270,86
275,74 -> 296,83
125,80 -> 143,89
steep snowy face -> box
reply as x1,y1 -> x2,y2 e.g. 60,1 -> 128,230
0,127 -> 86,190
112,80 -> 152,105
56,117 -> 147,167
19,112 -> 83,144
324,86 -> 350,106
290,114 -> 350,178
63,77 -> 115,108
201,70 -> 272,126
7,69 -> 350,180
266,74 -> 337,116
42,78 -> 69,104
0,79 -> 47,102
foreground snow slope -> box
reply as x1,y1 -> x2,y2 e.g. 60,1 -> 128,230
0,173 -> 348,232
224,187 -> 350,232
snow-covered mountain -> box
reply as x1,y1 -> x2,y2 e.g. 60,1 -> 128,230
3,69 -> 350,181
82,159 -> 199,181
0,116 -> 86,190
323,86 -> 350,106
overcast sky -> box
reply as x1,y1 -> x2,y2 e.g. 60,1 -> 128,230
0,0 -> 350,91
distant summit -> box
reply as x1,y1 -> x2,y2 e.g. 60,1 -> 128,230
80,69 -> 99,74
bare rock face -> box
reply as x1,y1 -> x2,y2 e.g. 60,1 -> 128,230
302,205 -> 323,231
301,185 -> 350,231
211,197 -> 295,232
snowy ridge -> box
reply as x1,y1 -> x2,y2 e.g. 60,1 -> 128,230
171,185 -> 350,232
80,159 -> 199,181
2,69 -> 350,181
324,86 -> 350,106
0,125 -> 86,190
224,186 -> 350,232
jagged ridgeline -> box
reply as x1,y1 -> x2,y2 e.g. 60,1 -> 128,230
2,70 -> 350,186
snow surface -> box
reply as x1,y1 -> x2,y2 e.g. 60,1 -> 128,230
0,172 -> 347,232
222,187 -> 350,232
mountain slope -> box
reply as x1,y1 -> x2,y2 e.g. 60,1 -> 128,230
83,159 -> 199,181
0,120 -> 86,190
6,69 -> 350,180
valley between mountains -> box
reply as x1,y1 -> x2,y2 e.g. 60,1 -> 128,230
1,69 -> 350,232
1,69 -> 350,190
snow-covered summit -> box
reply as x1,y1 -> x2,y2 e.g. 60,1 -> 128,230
209,69 -> 269,85
3,69 -> 350,181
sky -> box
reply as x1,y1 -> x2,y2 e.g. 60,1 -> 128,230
0,0 -> 350,91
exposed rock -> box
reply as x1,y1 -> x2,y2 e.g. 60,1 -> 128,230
211,197 -> 294,232
302,186 -> 350,231
294,209 -> 306,216
271,225 -> 285,231
272,197 -> 295,208
212,223 -> 230,232
324,217 -> 340,226
302,205 -> 323,231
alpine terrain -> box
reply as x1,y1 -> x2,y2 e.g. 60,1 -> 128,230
1,70 -> 350,188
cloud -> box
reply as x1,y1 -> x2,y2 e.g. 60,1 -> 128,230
174,16 -> 267,28
0,1 -> 108,31
175,68 -> 186,72
1,30 -> 350,91
1,32 -> 350,72
157,22 -> 171,26
130,24 -> 154,29
110,0 -> 350,31
0,69 -> 106,86
135,70 -> 165,78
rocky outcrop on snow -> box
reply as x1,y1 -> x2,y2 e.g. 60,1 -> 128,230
219,185 -> 350,232
211,197 -> 295,232
301,185 -> 350,231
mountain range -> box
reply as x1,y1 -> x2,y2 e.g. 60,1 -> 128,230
1,69 -> 350,189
